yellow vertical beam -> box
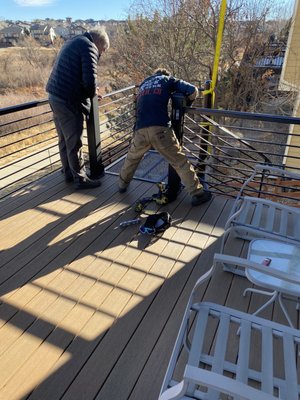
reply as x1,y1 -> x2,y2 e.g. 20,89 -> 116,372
203,0 -> 227,105
199,0 -> 227,162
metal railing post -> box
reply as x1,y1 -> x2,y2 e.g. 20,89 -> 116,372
166,92 -> 186,199
197,80 -> 212,177
86,96 -> 104,178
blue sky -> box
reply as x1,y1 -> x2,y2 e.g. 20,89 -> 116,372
0,0 -> 134,21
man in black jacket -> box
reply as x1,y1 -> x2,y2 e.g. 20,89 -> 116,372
46,27 -> 109,189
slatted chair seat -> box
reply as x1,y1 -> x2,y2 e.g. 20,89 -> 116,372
159,254 -> 300,400
226,195 -> 300,242
220,164 -> 300,275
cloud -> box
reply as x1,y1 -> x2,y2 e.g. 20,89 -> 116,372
14,0 -> 55,6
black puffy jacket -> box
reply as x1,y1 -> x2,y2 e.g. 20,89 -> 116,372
46,32 -> 99,114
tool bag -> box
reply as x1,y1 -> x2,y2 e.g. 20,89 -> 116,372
139,212 -> 172,235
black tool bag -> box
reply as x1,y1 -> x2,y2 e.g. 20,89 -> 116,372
139,212 -> 172,235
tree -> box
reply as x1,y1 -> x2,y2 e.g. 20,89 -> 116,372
110,0 -> 293,112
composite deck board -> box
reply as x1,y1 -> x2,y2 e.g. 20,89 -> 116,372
0,142 -> 60,190
115,198 -> 233,400
0,172 -> 63,218
33,192 -> 209,400
0,173 -> 122,266
0,170 -> 297,399
0,176 -> 149,284
62,196 -> 228,400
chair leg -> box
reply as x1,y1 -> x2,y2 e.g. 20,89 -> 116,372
278,293 -> 295,328
223,263 -> 247,276
221,228 -> 248,276
243,287 -> 276,297
243,288 -> 278,317
219,226 -> 230,255
244,289 -> 295,328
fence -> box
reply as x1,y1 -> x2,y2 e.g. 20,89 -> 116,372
2,86 -> 300,203
0,86 -> 136,198
183,106 -> 300,200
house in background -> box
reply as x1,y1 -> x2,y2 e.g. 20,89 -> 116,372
0,25 -> 26,46
279,0 -> 300,170
0,19 -> 126,47
69,25 -> 86,37
30,23 -> 56,45
54,25 -> 71,40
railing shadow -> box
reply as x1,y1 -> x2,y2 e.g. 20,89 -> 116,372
0,171 -> 232,399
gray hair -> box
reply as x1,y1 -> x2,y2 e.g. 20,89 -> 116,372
154,68 -> 171,76
89,27 -> 110,50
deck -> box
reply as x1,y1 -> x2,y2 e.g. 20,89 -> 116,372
0,170 -> 298,400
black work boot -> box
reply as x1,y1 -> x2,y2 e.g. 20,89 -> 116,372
75,177 -> 101,189
191,190 -> 212,206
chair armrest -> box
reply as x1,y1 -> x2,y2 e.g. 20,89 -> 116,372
214,253 -> 300,285
192,264 -> 215,292
255,164 -> 300,180
183,366 -> 277,400
158,380 -> 187,400
236,164 -> 300,204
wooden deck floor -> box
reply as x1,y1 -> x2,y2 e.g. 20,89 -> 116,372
0,171 -> 298,400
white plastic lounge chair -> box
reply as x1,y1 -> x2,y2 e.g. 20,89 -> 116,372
220,164 -> 300,275
159,253 -> 300,400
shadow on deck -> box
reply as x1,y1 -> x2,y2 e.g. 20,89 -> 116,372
0,170 -> 297,400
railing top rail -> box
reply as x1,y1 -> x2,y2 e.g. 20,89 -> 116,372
101,85 -> 137,99
190,107 -> 300,125
0,99 -> 49,116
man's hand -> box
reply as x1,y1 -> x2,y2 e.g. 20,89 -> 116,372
186,98 -> 194,107
96,86 -> 102,101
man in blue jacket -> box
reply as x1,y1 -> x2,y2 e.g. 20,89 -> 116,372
119,68 -> 211,206
46,27 -> 109,189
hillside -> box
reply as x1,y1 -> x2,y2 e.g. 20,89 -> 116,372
0,44 -> 118,108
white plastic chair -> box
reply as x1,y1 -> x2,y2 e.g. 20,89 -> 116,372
220,164 -> 300,275
159,253 -> 300,400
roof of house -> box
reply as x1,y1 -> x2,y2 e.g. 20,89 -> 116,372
0,25 -> 23,34
254,55 -> 285,69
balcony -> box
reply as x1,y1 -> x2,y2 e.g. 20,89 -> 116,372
1,89 -> 300,399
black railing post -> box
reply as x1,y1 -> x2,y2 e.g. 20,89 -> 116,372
86,96 -> 104,178
197,80 -> 212,177
166,92 -> 186,199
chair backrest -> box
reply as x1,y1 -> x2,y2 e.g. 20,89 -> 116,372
237,164 -> 300,207
159,255 -> 300,400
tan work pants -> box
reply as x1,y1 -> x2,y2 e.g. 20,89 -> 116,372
119,126 -> 203,196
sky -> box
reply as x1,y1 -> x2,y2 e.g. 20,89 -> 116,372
0,0 -> 134,21
1,0 -> 295,23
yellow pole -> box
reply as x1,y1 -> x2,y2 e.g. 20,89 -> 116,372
202,0 -> 227,105
198,0 -> 227,171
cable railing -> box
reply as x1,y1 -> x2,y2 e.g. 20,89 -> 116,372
98,88 -> 136,167
182,106 -> 300,204
2,86 -> 300,205
0,85 -> 136,198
